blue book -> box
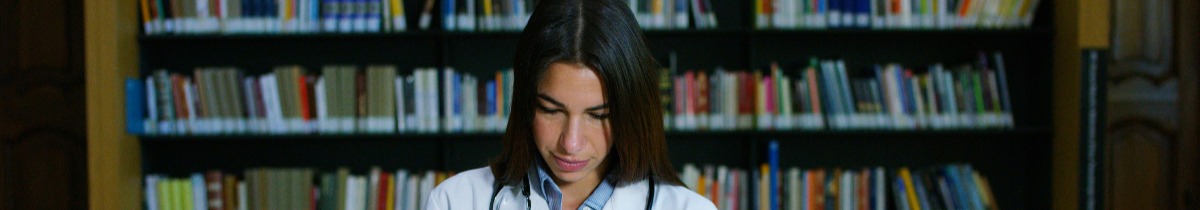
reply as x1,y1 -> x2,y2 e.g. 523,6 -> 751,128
125,78 -> 145,135
893,175 -> 912,210
943,165 -> 968,210
323,0 -> 339,31
190,173 -> 206,210
769,140 -> 780,210
486,81 -> 496,116
912,172 -> 932,210
961,165 -> 985,210
443,0 -> 456,30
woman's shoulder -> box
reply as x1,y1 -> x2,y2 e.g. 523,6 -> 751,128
652,183 -> 717,210
426,167 -> 496,210
433,167 -> 494,192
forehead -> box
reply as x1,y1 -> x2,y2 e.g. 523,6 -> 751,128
537,62 -> 606,104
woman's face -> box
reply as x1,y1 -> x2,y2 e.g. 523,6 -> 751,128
533,62 -> 613,185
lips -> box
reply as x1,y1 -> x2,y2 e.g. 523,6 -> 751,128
554,156 -> 589,172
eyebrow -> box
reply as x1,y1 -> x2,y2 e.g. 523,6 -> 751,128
537,93 -> 608,111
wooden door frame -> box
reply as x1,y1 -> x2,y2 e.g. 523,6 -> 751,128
1175,0 -> 1199,208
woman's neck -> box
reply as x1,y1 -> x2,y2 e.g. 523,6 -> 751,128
551,163 -> 608,210
555,175 -> 599,210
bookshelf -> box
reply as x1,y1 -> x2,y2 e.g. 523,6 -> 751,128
131,0 -> 1056,209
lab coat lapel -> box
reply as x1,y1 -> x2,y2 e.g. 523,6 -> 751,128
602,179 -> 651,210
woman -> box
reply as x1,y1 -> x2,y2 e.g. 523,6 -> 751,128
424,0 -> 715,209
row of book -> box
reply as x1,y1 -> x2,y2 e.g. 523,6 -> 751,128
140,0 -> 411,34
143,168 -> 451,210
625,0 -> 719,30
687,140 -> 1000,210
753,0 -> 1042,29
679,163 -> 998,210
125,67 -> 515,135
661,52 -> 1014,131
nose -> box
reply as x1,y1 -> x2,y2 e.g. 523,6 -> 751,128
559,115 -> 585,154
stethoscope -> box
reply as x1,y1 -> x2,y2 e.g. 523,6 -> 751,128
488,176 -> 657,210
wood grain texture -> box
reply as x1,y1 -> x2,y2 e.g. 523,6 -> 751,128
84,0 -> 141,209
2,0 -> 87,209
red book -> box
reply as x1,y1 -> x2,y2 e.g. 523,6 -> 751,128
310,186 -> 318,210
674,77 -> 685,116
377,172 -> 391,210
205,171 -> 223,210
171,75 -> 189,120
684,71 -> 695,115
806,67 -> 823,114
697,71 -> 709,115
738,72 -> 753,115
765,76 -> 775,115
298,74 -> 311,121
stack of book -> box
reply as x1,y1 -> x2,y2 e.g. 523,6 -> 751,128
753,0 -> 1043,29
139,0 -> 415,35
660,52 -> 1013,131
125,66 -> 514,135
143,167 -> 450,210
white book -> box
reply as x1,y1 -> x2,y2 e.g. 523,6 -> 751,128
419,171 -> 435,209
237,181 -> 247,210
261,74 -> 286,134
315,78 -> 330,133
874,168 -> 885,210
191,173 -> 207,210
183,79 -> 199,134
787,168 -> 801,210
900,0 -> 913,27
145,77 -> 158,135
145,175 -> 160,210
368,168 -> 380,210
426,69 -> 441,133
406,174 -> 420,210
442,68 -> 457,132
394,170 -> 409,210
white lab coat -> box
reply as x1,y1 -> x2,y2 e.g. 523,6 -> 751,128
424,167 -> 717,210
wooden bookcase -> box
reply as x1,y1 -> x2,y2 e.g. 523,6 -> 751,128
82,0 -> 1113,209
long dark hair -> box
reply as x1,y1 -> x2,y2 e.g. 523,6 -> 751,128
489,0 -> 682,187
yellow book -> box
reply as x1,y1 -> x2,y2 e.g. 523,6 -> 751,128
697,174 -> 707,197
140,0 -> 151,23
754,71 -> 765,115
755,0 -> 763,16
435,172 -> 447,185
386,175 -> 397,210
495,72 -> 504,116
899,168 -> 922,210
973,172 -> 998,210
157,179 -> 171,210
482,0 -> 492,16
760,164 -> 769,210
181,179 -> 194,210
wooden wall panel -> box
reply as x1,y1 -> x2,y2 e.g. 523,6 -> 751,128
1,0 -> 87,209
84,0 -> 142,209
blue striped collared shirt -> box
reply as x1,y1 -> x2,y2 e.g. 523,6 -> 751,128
535,165 -> 614,210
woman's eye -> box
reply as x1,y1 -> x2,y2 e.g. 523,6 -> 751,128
588,113 -> 609,120
537,106 -> 560,114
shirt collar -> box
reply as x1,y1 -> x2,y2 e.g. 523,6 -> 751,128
534,163 -> 614,210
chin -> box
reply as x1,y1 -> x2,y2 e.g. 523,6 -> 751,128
552,170 -> 586,182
